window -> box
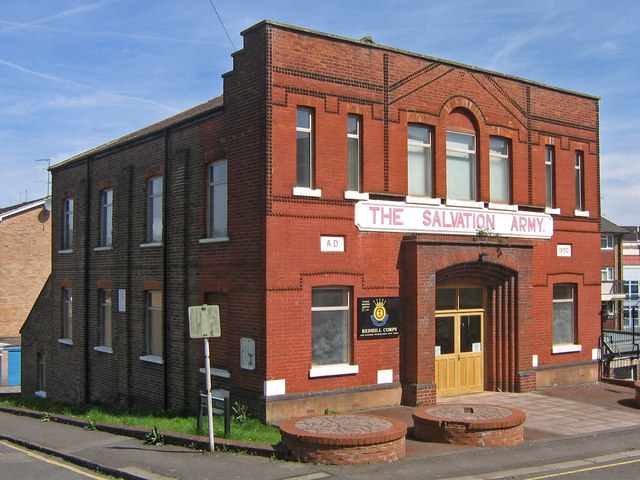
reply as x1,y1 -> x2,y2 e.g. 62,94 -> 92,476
601,234 -> 614,250
623,306 -> 640,331
553,284 -> 576,345
446,131 -> 476,201
100,189 -> 113,247
206,160 -> 228,239
99,289 -> 112,348
146,291 -> 163,358
63,198 -> 74,250
575,151 -> 585,211
347,115 -> 362,192
36,352 -> 46,395
311,287 -> 350,366
624,280 -> 639,300
296,108 -> 313,188
62,288 -> 73,340
407,124 -> 433,196
545,146 -> 555,209
489,137 -> 510,203
601,267 -> 614,281
147,177 -> 163,243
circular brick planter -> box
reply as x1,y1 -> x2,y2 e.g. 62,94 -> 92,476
279,414 -> 407,464
635,381 -> 640,408
412,404 -> 526,447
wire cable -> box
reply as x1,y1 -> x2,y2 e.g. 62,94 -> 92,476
208,0 -> 236,51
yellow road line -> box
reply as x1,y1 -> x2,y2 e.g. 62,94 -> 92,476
0,440 -> 108,479
524,457 -> 640,479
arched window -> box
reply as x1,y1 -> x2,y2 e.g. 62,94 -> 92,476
446,109 -> 478,201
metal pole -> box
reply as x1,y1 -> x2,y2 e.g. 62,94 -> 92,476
204,338 -> 214,452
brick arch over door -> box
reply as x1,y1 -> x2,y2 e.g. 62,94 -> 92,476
436,261 -> 519,393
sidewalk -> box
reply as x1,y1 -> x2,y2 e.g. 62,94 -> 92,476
0,382 -> 639,480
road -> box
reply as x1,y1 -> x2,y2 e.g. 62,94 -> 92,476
0,440 -> 112,480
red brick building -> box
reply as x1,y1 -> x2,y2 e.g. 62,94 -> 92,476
22,21 -> 601,422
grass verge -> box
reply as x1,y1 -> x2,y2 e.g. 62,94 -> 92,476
0,395 -> 281,445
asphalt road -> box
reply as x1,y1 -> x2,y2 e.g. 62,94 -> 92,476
0,440 -> 112,480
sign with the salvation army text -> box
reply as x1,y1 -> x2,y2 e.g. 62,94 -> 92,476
354,200 -> 553,239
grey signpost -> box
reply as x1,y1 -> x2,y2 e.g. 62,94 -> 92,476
188,305 -> 221,452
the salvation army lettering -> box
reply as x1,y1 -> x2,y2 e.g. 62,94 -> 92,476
358,297 -> 400,339
354,200 -> 553,239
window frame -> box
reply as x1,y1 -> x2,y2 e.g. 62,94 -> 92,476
144,290 -> 163,361
347,114 -> 362,193
407,124 -> 433,197
309,286 -> 358,377
100,189 -> 113,247
61,287 -> 73,342
296,107 -> 314,189
205,160 -> 228,240
489,136 -> 510,204
446,131 -> 477,201
601,267 -> 614,282
601,234 -> 614,250
98,289 -> 112,349
545,145 -> 555,209
575,150 -> 585,212
36,351 -> 46,397
552,283 -> 580,351
62,198 -> 74,250
147,177 -> 163,244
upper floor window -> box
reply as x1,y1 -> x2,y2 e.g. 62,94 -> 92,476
63,198 -> 74,250
347,114 -> 362,192
601,234 -> 614,250
545,146 -> 555,208
575,151 -> 585,211
100,189 -> 113,247
407,124 -> 432,197
296,108 -> 314,188
601,267 -> 614,282
146,290 -> 163,358
446,131 -> 476,201
207,160 -> 228,239
99,289 -> 112,348
62,287 -> 73,340
147,177 -> 163,243
553,284 -> 576,345
489,137 -> 510,204
311,287 -> 351,366
624,280 -> 639,300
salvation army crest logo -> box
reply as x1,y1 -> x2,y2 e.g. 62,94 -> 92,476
370,299 -> 389,327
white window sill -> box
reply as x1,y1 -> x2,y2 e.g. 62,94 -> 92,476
488,202 -> 518,212
545,207 -> 561,215
140,242 -> 162,248
94,346 -> 113,354
58,249 -> 73,254
199,237 -> 229,244
574,210 -> 590,217
445,198 -> 484,209
292,186 -> 322,198
344,190 -> 369,200
405,195 -> 441,206
57,338 -> 73,346
552,344 -> 582,354
199,367 -> 232,379
35,391 -> 47,398
309,364 -> 359,378
139,355 -> 164,365
94,246 -> 112,251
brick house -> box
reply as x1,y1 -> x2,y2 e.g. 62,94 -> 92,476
600,218 -> 626,330
22,21 -> 602,422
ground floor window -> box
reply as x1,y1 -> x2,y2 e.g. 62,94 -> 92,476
37,351 -> 46,393
553,284 -> 576,345
311,287 -> 350,365
146,291 -> 163,358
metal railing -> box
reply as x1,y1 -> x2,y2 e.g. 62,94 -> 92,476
601,329 -> 640,379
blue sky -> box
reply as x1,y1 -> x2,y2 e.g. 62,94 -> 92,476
1,0 -> 638,225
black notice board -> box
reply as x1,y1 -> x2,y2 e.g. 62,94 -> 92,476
357,297 -> 400,339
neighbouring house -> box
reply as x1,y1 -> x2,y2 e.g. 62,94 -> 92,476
22,21 -> 602,422
0,198 -> 51,387
600,217 -> 627,330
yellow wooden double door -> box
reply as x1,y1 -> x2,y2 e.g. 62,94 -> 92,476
435,287 -> 484,396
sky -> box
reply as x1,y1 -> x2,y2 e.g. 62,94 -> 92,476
1,0 -> 639,225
